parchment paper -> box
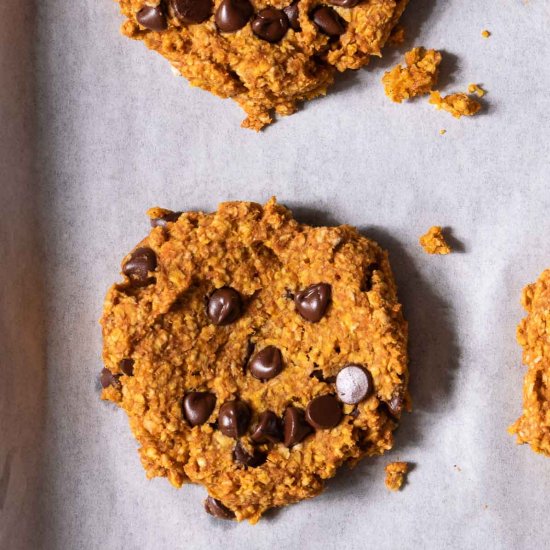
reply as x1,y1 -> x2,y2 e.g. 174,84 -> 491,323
2,0 -> 550,548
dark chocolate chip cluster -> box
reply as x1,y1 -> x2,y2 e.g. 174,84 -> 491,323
136,0 -> 357,43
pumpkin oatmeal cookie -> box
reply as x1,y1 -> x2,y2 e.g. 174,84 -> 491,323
382,47 -> 442,103
419,226 -> 451,255
509,269 -> 550,456
99,198 -> 409,522
114,0 -> 408,130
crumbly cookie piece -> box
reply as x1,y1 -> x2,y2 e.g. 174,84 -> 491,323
509,269 -> 550,456
429,91 -> 481,118
419,226 -> 451,255
468,83 -> 486,98
115,0 -> 408,130
100,198 -> 409,523
384,461 -> 408,490
382,47 -> 441,103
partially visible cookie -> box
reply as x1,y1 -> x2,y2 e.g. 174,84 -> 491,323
115,0 -> 408,129
100,198 -> 409,522
509,269 -> 550,456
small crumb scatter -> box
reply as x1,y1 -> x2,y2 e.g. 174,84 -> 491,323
453,464 -> 462,472
429,91 -> 482,118
385,462 -> 409,491
388,25 -> 406,46
419,226 -> 452,255
439,129 -> 446,135
382,47 -> 442,103
482,30 -> 491,38
468,83 -> 486,97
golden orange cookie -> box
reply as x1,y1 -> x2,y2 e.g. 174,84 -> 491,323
99,198 -> 408,522
114,0 -> 408,129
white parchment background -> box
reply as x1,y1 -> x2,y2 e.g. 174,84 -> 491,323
1,0 -> 550,548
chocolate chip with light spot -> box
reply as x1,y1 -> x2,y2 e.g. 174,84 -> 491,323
387,389 -> 404,417
311,6 -> 346,37
251,8 -> 289,43
283,1 -> 300,31
248,346 -> 283,380
170,0 -> 213,24
136,5 -> 168,31
150,211 -> 182,228
327,0 -> 360,7
251,411 -> 283,443
218,400 -> 251,438
204,496 -> 235,519
182,392 -> 217,426
305,394 -> 342,429
233,441 -> 267,467
122,247 -> 157,286
215,0 -> 254,32
207,287 -> 242,325
336,364 -> 373,404
294,283 -> 331,322
283,406 -> 313,447
119,358 -> 135,376
100,368 -> 121,389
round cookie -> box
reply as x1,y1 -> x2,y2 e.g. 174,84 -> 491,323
115,0 -> 408,130
100,198 -> 409,523
509,269 -> 550,455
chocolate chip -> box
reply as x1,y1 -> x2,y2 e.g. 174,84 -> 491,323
204,496 -> 235,520
182,392 -> 216,426
119,358 -> 135,376
122,247 -> 157,286
248,346 -> 283,380
327,0 -> 360,7
218,400 -> 251,438
233,441 -> 267,467
215,0 -> 253,32
283,406 -> 313,447
294,283 -> 331,322
150,211 -> 182,228
311,6 -> 346,36
170,0 -> 212,24
251,411 -> 282,443
305,394 -> 342,429
387,389 -> 404,417
336,364 -> 373,404
283,1 -> 300,31
100,368 -> 121,389
207,287 -> 242,325
251,8 -> 289,43
136,5 -> 168,31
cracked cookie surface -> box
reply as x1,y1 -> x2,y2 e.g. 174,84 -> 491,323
509,269 -> 550,456
100,198 -> 408,522
115,0 -> 408,129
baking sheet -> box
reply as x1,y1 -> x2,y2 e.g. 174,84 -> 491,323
2,0 -> 550,548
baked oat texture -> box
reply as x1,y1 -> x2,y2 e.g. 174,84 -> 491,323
100,198 -> 409,522
509,269 -> 550,456
384,460 -> 408,490
116,0 -> 408,130
382,47 -> 441,103
429,91 -> 481,118
419,226 -> 451,255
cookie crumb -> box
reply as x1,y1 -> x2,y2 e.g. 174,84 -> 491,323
439,129 -> 446,135
382,47 -> 442,103
388,25 -> 406,46
419,226 -> 452,255
385,462 -> 409,491
482,29 -> 491,38
429,91 -> 482,118
468,83 -> 486,97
